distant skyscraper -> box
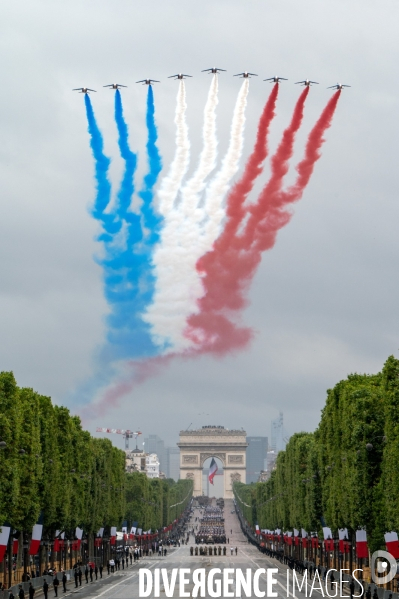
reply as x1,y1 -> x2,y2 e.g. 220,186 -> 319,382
246,436 -> 268,484
167,447 -> 180,481
270,412 -> 285,453
144,435 -> 166,473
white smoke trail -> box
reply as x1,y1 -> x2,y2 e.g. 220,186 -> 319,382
201,78 -> 249,245
181,74 -> 219,220
143,80 -> 191,348
157,80 -> 190,215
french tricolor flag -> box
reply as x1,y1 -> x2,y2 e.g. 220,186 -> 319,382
0,526 -> 10,563
339,528 -> 348,553
208,458 -> 218,485
75,527 -> 83,550
301,529 -> 308,549
29,524 -> 43,555
385,532 -> 399,559
356,530 -> 368,558
323,527 -> 334,551
54,530 -> 60,552
110,526 -> 117,545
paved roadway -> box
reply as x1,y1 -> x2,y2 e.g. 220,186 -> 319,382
56,499 -> 327,599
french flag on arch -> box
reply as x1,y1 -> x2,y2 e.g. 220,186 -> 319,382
208,458 -> 218,485
356,530 -> 368,558
385,532 -> 399,559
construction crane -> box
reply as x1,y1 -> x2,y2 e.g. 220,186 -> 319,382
96,428 -> 142,450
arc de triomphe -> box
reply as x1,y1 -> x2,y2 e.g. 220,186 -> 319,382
178,426 -> 247,499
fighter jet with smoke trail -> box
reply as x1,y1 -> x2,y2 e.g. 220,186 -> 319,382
234,72 -> 257,78
73,87 -> 96,94
136,79 -> 160,85
202,68 -> 226,74
168,74 -> 192,80
327,83 -> 351,90
103,83 -> 127,89
295,79 -> 319,86
264,76 -> 288,83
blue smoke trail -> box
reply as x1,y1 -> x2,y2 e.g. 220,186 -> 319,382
114,89 -> 138,222
139,85 -> 163,241
98,88 -> 158,361
97,87 -> 163,363
84,94 -> 115,240
69,89 -> 164,407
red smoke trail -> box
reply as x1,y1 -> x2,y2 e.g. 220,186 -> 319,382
183,85 -> 279,352
79,354 -> 175,422
221,83 -> 279,242
187,90 -> 340,354
241,86 -> 309,248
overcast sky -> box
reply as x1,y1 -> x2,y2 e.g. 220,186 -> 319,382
0,0 -> 398,450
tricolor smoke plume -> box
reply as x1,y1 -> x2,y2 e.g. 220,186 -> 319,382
187,89 -> 340,354
78,85 -> 341,414
145,78 -> 250,352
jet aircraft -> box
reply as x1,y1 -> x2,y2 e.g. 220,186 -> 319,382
73,87 -> 96,94
295,79 -> 319,86
202,68 -> 226,74
234,72 -> 257,78
327,83 -> 351,90
103,83 -> 127,89
136,79 -> 160,85
168,74 -> 192,80
264,76 -> 288,83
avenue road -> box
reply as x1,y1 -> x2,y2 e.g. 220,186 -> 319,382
56,500 -> 331,599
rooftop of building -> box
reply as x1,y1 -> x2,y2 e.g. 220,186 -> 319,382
179,425 -> 246,436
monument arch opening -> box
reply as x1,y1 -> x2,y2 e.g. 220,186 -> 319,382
178,425 -> 247,499
202,456 -> 224,498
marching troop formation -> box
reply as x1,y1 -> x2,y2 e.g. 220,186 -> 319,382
195,506 -> 227,544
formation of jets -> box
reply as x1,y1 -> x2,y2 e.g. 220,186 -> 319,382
73,70 -> 350,93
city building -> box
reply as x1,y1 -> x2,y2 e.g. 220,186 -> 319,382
270,412 -> 286,453
125,448 -> 161,478
246,436 -> 268,483
145,454 -> 160,478
125,448 -> 146,473
166,447 -> 180,481
144,434 -> 166,472
266,449 -> 278,478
